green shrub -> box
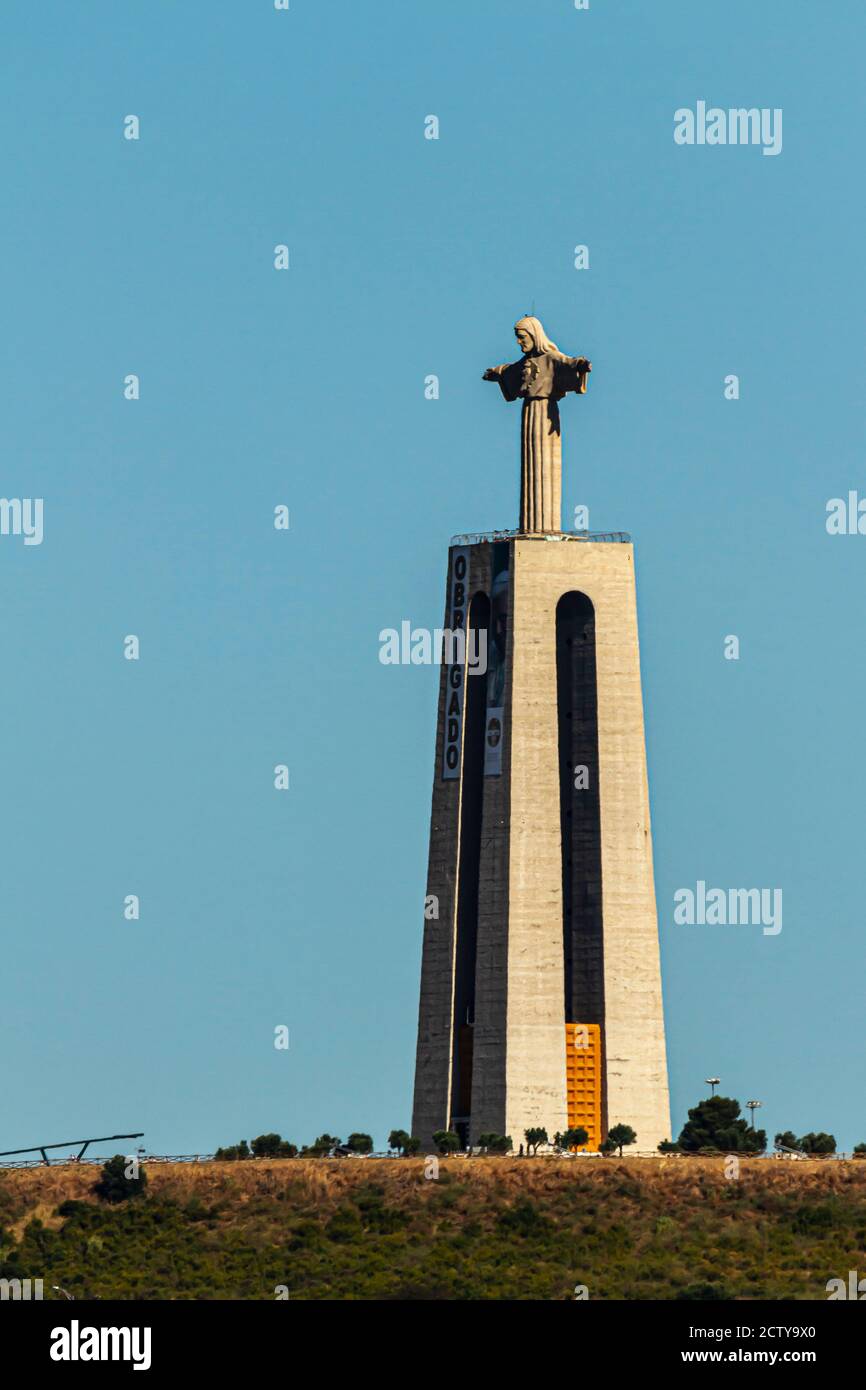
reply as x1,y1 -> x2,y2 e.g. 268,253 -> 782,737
677,1097 -> 766,1154
432,1131 -> 461,1155
93,1155 -> 148,1205
250,1134 -> 298,1158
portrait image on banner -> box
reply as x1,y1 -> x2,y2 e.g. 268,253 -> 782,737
484,542 -> 509,776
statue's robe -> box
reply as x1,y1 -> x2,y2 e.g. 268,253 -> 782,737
488,351 -> 589,533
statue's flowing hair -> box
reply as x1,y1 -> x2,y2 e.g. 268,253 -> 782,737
514,315 -> 570,361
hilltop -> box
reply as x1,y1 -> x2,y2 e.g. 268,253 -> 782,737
2,1156 -> 865,1300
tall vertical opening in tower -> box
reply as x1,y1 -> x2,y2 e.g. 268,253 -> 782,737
556,591 -> 605,1148
449,590 -> 490,1147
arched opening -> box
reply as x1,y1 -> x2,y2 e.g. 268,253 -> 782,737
449,590 -> 490,1146
556,591 -> 605,1146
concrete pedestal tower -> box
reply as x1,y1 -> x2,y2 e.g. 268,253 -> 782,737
411,316 -> 671,1153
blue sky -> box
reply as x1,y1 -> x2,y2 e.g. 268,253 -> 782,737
1,0 -> 864,1155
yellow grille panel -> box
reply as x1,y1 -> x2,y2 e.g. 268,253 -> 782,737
565,1022 -> 602,1151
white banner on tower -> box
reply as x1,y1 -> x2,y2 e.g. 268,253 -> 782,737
442,547 -> 469,780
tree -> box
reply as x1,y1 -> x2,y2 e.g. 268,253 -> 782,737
658,1138 -> 679,1154
302,1134 -> 341,1157
93,1155 -> 148,1204
853,1143 -> 866,1159
251,1132 -> 281,1157
555,1128 -> 589,1151
775,1130 -> 836,1155
524,1127 -> 548,1156
251,1133 -> 297,1158
677,1097 -> 766,1154
214,1139 -> 251,1161
389,1129 -> 420,1156
599,1138 -> 617,1156
432,1130 -> 460,1155
346,1133 -> 374,1155
607,1124 -> 637,1157
797,1132 -> 836,1155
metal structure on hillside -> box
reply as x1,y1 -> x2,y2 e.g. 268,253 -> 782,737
0,1133 -> 144,1166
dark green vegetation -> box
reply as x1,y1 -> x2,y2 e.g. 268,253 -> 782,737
775,1131 -> 837,1155
477,1134 -> 513,1154
92,1155 -> 148,1205
215,1134 -> 299,1161
431,1130 -> 461,1155
524,1128 -> 547,1156
2,1157 -> 866,1300
677,1096 -> 767,1153
607,1125 -> 637,1157
387,1131 -> 420,1156
555,1128 -> 589,1150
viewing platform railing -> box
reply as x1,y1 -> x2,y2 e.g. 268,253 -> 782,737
451,528 -> 631,545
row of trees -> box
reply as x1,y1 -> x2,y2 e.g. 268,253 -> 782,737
657,1096 -> 866,1156
666,1096 -> 767,1153
214,1132 -> 375,1160
212,1127 -> 637,1159
523,1125 -> 637,1157
396,1125 -> 639,1157
213,1101 -> 866,1162
774,1130 -> 839,1155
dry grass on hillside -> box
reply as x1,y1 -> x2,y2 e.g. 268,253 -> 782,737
4,1156 -> 866,1300
5,1154 -> 866,1213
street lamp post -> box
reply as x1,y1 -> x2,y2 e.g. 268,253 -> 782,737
746,1100 -> 763,1130
705,1077 -> 720,1097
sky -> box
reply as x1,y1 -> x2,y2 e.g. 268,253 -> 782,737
1,0 -> 864,1157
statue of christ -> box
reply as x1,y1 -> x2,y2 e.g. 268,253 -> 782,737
483,316 -> 591,534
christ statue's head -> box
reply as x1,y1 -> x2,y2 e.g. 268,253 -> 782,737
514,315 -> 563,358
